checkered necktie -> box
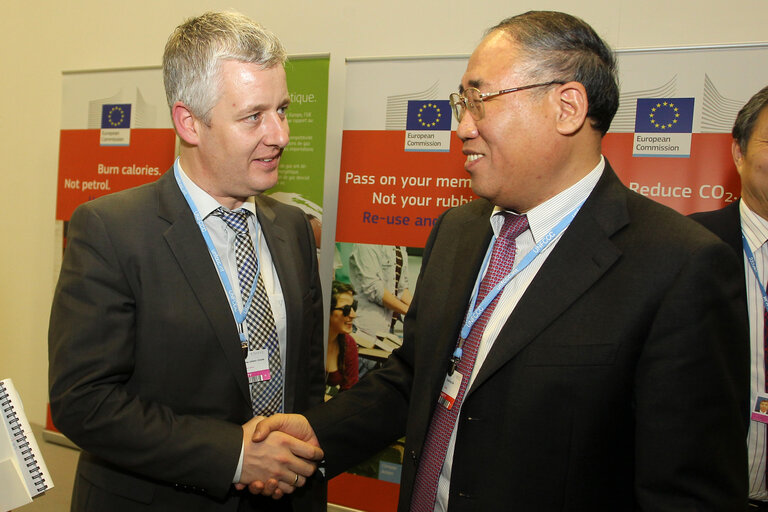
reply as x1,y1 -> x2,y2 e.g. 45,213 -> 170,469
410,212 -> 529,512
213,207 -> 283,416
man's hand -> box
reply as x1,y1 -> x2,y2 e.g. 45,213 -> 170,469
245,414 -> 322,498
234,415 -> 323,498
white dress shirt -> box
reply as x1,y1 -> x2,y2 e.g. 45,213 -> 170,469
741,200 -> 768,501
434,157 -> 605,511
175,158 -> 287,483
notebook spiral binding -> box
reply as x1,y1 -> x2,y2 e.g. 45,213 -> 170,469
0,381 -> 48,494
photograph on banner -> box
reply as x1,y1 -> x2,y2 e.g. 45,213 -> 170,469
327,242 -> 420,486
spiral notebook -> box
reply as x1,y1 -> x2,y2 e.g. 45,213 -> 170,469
0,378 -> 53,509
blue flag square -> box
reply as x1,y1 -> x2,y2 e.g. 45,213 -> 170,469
406,100 -> 451,130
634,98 -> 694,133
101,104 -> 132,129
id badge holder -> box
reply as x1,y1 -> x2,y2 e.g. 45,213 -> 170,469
437,371 -> 462,410
245,348 -> 271,383
752,395 -> 768,423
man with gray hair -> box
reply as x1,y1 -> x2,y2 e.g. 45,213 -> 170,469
692,85 -> 768,510
49,11 -> 325,511
255,10 -> 748,510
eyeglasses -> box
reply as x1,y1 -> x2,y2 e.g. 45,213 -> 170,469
449,81 -> 564,121
332,300 -> 358,317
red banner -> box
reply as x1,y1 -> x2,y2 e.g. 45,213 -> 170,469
56,128 -> 176,221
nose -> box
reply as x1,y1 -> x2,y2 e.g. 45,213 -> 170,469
264,112 -> 290,148
350,309 -> 357,319
456,111 -> 478,141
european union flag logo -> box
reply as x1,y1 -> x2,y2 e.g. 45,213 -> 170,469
101,104 -> 132,129
406,100 -> 451,130
634,98 -> 694,133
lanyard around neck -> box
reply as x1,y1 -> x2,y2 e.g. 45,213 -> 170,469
453,201 -> 585,363
173,167 -> 259,339
742,233 -> 768,313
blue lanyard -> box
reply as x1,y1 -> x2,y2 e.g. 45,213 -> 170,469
742,233 -> 768,313
453,202 -> 585,363
173,166 -> 259,342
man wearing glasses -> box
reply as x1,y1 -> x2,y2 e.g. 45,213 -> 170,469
254,11 -> 748,510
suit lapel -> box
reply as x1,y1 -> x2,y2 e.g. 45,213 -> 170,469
469,166 -> 628,392
721,200 -> 743,255
156,170 -> 251,405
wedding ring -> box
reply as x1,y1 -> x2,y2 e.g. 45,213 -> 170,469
292,473 -> 299,486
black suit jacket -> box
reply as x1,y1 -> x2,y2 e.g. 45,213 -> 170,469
48,169 -> 325,511
690,200 -> 743,256
690,199 -> 751,418
307,163 -> 749,511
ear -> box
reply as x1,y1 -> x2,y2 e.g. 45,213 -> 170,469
171,101 -> 202,146
732,138 -> 745,175
553,82 -> 589,136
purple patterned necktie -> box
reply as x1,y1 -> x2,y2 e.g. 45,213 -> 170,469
411,212 -> 529,512
764,299 -> 768,485
213,207 -> 283,416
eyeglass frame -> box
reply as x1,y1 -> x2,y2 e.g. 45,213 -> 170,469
332,300 -> 358,317
449,81 -> 565,121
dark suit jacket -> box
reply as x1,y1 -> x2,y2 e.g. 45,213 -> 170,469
690,200 -> 751,420
306,163 -> 749,511
690,200 -> 743,257
48,169 -> 325,511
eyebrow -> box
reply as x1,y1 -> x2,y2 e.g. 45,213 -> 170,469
459,79 -> 484,93
236,97 -> 290,117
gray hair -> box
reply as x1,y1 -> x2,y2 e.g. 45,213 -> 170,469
162,11 -> 286,124
488,11 -> 619,136
733,85 -> 768,153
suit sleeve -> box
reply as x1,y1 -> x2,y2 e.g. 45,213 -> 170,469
634,239 -> 749,510
305,214 -> 446,477
48,203 -> 242,499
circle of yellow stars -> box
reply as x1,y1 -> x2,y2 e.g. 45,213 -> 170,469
648,101 -> 680,130
417,103 -> 442,128
107,106 -> 126,127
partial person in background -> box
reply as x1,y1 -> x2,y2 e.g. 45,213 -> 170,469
348,243 -> 412,335
690,84 -> 768,511
48,11 -> 325,511
325,281 -> 360,395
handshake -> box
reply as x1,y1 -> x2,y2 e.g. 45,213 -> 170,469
237,413 -> 321,499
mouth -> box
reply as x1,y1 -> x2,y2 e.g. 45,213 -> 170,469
255,148 -> 284,164
464,152 -> 484,167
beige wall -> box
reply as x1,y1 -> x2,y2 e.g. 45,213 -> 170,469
1,0 -> 766,425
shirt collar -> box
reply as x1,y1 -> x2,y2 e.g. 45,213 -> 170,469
174,157 -> 256,218
740,199 -> 768,252
491,155 -> 605,241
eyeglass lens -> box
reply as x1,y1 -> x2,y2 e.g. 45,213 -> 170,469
450,89 -> 482,121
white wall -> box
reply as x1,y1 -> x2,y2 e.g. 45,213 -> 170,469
1,0 -> 766,425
